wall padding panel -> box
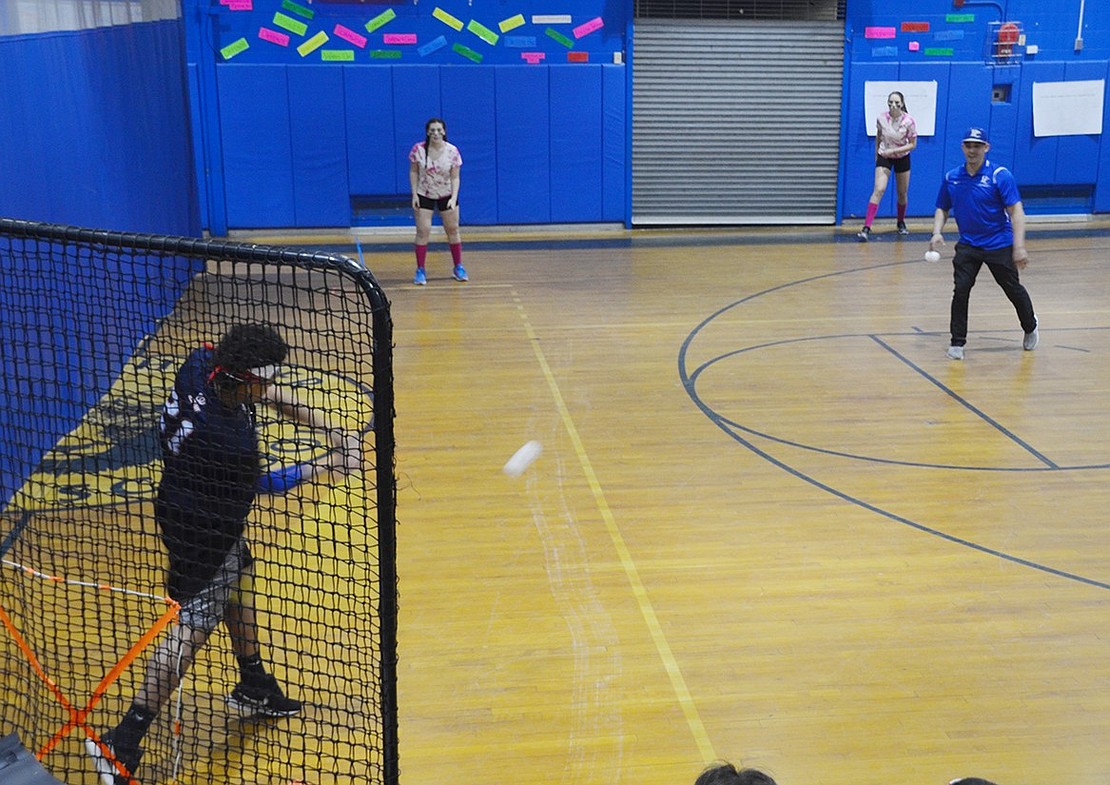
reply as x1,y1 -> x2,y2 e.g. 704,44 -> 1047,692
345,68 -> 397,196
495,67 -> 552,224
442,67 -> 498,225
288,66 -> 350,227
550,66 -> 603,222
217,64 -> 295,227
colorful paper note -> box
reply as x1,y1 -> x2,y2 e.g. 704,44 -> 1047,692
371,50 -> 403,59
467,20 -> 499,45
521,51 -> 546,63
568,51 -> 589,61
572,17 -> 603,38
334,25 -> 368,48
545,28 -> 574,48
901,22 -> 928,32
504,35 -> 537,47
864,27 -> 896,39
418,36 -> 448,56
452,43 -> 482,62
871,46 -> 897,56
281,0 -> 313,20
924,47 -> 954,56
220,38 -> 250,59
383,33 -> 417,44
499,14 -> 526,33
908,41 -> 920,51
273,12 -> 308,36
365,9 -> 396,33
226,0 -> 252,10
946,13 -> 975,22
433,8 -> 464,31
297,31 -> 328,57
321,50 -> 355,61
258,27 -> 291,46
934,30 -> 965,41
533,14 -> 571,23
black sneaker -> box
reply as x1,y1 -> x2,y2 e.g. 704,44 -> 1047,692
85,731 -> 143,785
227,674 -> 302,718
856,226 -> 871,242
897,221 -> 910,236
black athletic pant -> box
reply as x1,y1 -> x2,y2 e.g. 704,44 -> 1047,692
949,242 -> 1036,347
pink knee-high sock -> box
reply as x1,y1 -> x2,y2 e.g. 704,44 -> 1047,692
897,203 -> 907,223
864,202 -> 879,228
449,242 -> 463,266
414,244 -> 427,269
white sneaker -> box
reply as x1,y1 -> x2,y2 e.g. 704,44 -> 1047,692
946,345 -> 964,360
1023,325 -> 1039,351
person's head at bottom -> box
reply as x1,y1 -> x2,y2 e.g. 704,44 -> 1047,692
949,778 -> 1000,785
212,323 -> 289,403
694,762 -> 778,785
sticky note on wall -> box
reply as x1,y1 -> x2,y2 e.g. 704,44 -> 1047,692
297,30 -> 328,56
865,27 -> 896,39
572,17 -> 603,39
273,12 -> 308,36
365,8 -> 396,33
545,28 -> 574,48
334,24 -> 368,48
220,37 -> 249,59
433,8 -> 464,31
259,27 -> 290,46
467,20 -> 499,45
499,14 -> 525,32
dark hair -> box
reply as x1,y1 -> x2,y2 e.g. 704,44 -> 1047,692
213,323 -> 287,379
694,763 -> 778,785
949,779 -> 1000,785
424,117 -> 448,160
888,90 -> 907,112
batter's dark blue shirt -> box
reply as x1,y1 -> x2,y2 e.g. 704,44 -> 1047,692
935,159 -> 1022,251
156,347 -> 261,538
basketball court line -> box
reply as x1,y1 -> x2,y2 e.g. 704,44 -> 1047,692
871,334 -> 1058,467
678,254 -> 1110,594
510,287 -> 717,764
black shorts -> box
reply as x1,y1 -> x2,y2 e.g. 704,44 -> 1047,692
156,496 -> 252,606
876,154 -> 911,173
417,194 -> 456,212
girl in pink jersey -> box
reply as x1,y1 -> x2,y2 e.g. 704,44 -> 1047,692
857,91 -> 917,241
409,118 -> 466,285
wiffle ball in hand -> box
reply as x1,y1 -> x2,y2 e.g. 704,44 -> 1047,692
924,250 -> 941,263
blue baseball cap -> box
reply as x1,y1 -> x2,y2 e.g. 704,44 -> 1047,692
962,127 -> 989,144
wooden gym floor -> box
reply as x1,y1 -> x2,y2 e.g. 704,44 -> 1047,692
8,221 -> 1110,785
357,222 -> 1110,785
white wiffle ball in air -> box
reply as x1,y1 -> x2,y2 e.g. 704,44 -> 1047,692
924,250 -> 941,263
503,441 -> 543,478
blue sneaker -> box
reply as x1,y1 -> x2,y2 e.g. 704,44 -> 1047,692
452,264 -> 468,282
413,268 -> 426,286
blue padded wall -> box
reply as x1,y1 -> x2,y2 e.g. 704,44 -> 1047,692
551,66 -> 604,222
390,66 -> 443,196
844,0 -> 1110,219
495,67 -> 553,224
442,67 -> 499,225
0,22 -> 199,235
345,67 -> 397,196
602,63 -> 627,222
187,0 -> 631,230
289,66 -> 350,226
0,20 -> 202,506
218,64 -> 296,227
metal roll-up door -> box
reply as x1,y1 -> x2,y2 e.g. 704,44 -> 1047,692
632,19 -> 844,225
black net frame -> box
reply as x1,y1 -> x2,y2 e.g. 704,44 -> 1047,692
0,217 -> 398,785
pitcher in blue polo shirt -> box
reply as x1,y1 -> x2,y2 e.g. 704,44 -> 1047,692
929,126 -> 1038,361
